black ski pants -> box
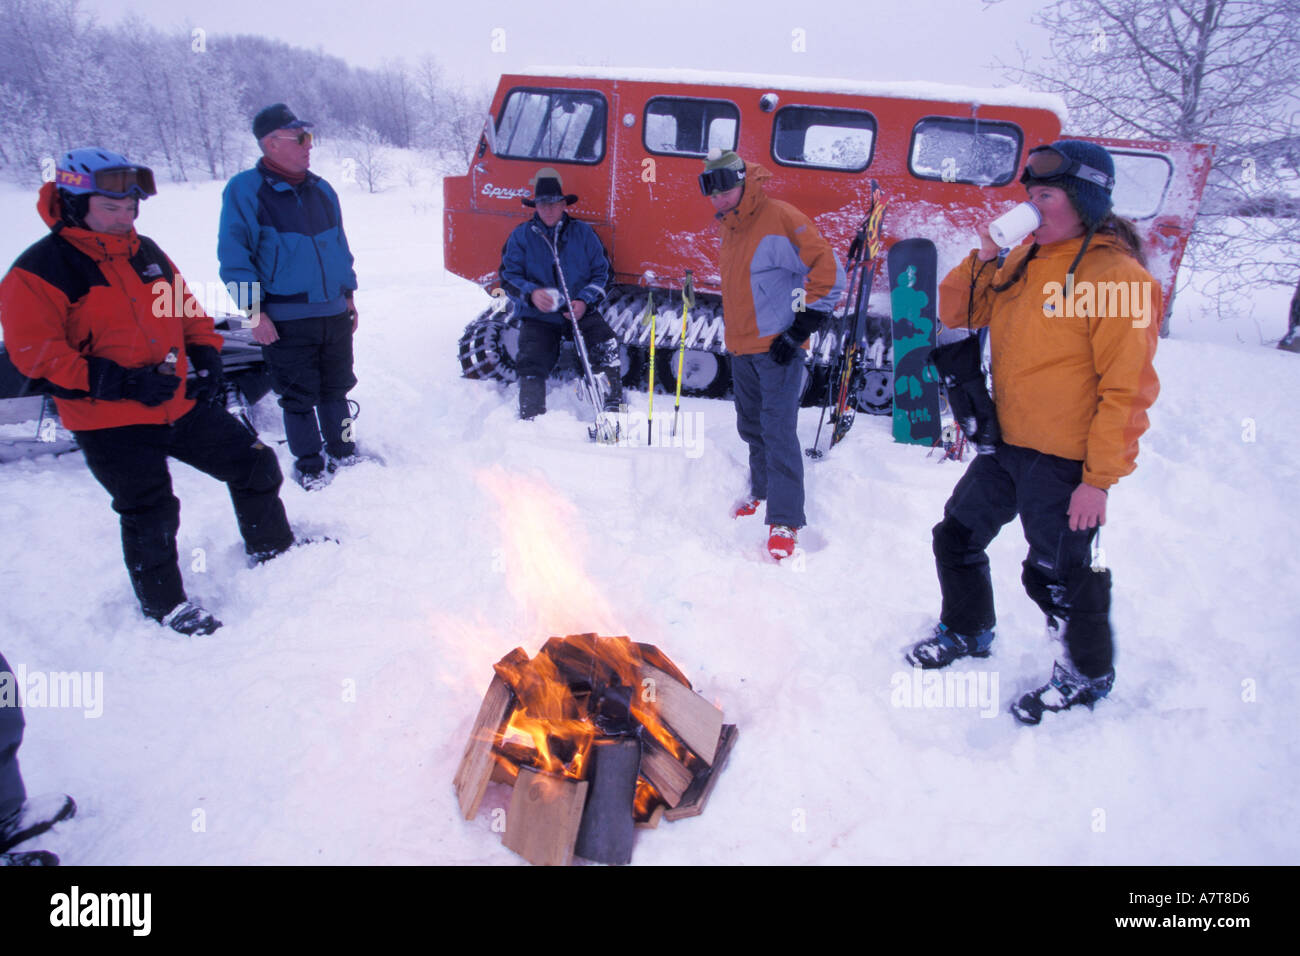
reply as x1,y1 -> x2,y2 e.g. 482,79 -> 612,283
263,312 -> 357,473
516,314 -> 620,381
933,443 -> 1114,678
76,404 -> 293,619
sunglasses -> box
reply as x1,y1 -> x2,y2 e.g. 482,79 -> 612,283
57,165 -> 157,198
698,166 -> 745,196
1020,146 -> 1114,190
272,130 -> 313,146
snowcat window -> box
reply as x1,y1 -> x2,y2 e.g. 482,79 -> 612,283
909,117 -> 1022,186
495,88 -> 606,164
771,106 -> 876,172
1110,151 -> 1173,220
643,97 -> 739,157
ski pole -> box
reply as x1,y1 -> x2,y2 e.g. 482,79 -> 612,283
672,270 -> 694,438
644,275 -> 657,446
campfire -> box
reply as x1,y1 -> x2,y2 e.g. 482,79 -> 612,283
454,634 -> 737,865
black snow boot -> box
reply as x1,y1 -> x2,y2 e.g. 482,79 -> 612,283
1011,661 -> 1114,725
158,601 -> 222,637
598,367 -> 623,412
0,793 -> 76,853
0,850 -> 59,865
519,376 -> 546,420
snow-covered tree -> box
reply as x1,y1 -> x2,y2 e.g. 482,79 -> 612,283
1000,0 -> 1300,331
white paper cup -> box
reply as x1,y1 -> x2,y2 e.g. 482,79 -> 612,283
539,287 -> 561,312
988,202 -> 1042,248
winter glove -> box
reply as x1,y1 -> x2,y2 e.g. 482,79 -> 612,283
768,309 -> 830,365
767,331 -> 803,366
185,345 -> 225,405
85,356 -> 180,407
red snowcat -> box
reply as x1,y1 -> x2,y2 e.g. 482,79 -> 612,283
445,68 -> 1212,409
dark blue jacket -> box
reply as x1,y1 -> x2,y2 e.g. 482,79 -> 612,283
218,161 -> 357,321
499,214 -> 609,324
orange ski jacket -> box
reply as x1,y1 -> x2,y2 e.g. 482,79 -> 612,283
714,163 -> 845,355
0,182 -> 222,431
938,234 -> 1161,489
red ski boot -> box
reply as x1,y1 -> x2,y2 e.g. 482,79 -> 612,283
767,524 -> 798,560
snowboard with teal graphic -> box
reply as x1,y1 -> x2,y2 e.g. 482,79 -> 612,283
889,238 -> 942,445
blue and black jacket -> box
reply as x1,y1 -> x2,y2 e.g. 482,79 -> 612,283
218,161 -> 357,321
499,214 -> 610,324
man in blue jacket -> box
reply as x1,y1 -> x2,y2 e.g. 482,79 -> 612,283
498,167 -> 620,420
218,103 -> 362,490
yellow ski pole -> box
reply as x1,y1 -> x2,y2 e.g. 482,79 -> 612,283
672,270 -> 694,438
644,283 -> 657,446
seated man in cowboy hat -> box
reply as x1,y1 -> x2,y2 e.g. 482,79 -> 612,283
498,167 -> 621,420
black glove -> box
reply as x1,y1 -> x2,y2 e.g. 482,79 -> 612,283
185,345 -> 225,405
86,356 -> 181,407
768,309 -> 830,365
767,331 -> 803,365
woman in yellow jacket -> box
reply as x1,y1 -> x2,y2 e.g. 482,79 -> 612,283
906,140 -> 1161,724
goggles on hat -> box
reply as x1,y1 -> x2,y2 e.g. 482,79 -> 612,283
270,130 -> 313,146
1020,146 -> 1114,191
56,164 -> 157,199
698,166 -> 745,196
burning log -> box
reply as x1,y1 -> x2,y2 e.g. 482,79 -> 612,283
503,766 -> 588,867
453,675 -> 513,820
574,737 -> 640,865
453,635 -> 736,865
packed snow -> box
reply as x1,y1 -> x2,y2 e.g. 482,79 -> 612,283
0,148 -> 1296,865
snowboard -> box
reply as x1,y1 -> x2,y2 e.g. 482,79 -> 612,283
888,238 -> 942,446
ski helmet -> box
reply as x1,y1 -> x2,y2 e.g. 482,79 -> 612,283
54,147 -> 155,229
55,148 -> 156,199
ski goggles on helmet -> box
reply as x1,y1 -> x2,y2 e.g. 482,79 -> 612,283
55,164 -> 157,199
1020,146 -> 1114,191
698,165 -> 745,196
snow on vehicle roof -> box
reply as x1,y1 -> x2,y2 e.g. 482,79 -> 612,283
517,66 -> 1069,124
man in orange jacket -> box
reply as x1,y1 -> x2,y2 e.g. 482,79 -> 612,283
700,150 -> 844,560
905,140 -> 1160,724
0,148 -> 295,636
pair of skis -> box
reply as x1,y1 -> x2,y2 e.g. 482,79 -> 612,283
807,180 -> 888,459
545,237 -> 618,443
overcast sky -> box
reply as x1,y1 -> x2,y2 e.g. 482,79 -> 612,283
80,0 -> 1050,90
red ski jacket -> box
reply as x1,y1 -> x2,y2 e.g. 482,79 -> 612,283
0,182 -> 223,431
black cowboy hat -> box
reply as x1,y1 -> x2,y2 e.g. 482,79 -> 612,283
522,166 -> 578,207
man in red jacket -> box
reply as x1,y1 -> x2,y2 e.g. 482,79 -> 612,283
0,148 -> 295,636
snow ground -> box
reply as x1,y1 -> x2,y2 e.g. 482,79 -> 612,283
0,151 -> 1297,865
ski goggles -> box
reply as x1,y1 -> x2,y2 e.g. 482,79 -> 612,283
56,164 -> 157,198
698,165 -> 745,196
1020,146 -> 1114,191
269,130 -> 313,146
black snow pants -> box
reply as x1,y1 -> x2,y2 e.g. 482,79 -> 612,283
76,403 -> 293,619
516,314 -> 622,416
263,312 -> 358,474
933,442 -> 1114,678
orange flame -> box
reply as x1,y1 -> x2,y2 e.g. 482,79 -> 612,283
471,468 -> 691,820
475,467 -> 622,639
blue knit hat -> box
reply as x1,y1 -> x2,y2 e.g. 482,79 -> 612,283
1022,140 -> 1115,229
